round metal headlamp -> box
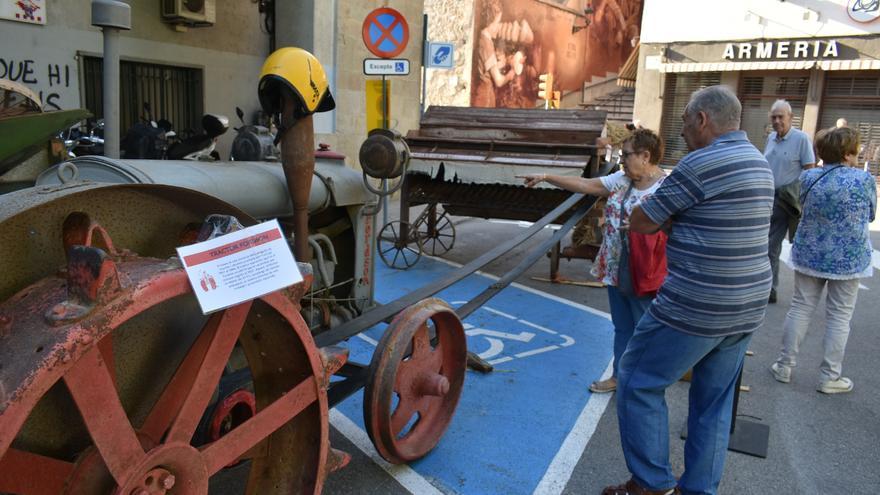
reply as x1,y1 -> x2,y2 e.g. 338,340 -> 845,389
359,129 -> 410,180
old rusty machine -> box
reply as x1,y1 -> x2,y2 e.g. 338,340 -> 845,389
0,39 -> 606,491
372,105 -> 608,269
0,46 -> 474,494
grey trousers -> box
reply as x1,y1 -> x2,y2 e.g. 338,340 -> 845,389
776,271 -> 860,382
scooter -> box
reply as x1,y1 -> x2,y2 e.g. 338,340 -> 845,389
120,103 -> 175,159
166,113 -> 229,161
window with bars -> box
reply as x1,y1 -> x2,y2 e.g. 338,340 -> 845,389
738,73 -> 809,151
659,72 -> 721,166
818,72 -> 880,175
82,56 -> 203,138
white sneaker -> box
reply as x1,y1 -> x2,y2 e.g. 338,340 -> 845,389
818,377 -> 853,394
770,362 -> 791,383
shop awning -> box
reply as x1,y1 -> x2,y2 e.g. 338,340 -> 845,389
617,43 -> 639,88
659,58 -> 880,73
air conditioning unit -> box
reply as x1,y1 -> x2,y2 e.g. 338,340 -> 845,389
161,0 -> 216,27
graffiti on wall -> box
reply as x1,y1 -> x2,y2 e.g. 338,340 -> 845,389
471,0 -> 642,108
1,0 -> 45,25
0,57 -> 73,110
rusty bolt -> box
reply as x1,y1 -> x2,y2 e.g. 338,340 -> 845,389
130,489 -> 149,495
418,373 -> 450,397
159,473 -> 176,489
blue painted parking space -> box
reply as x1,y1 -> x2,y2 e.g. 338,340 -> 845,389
332,256 -> 615,494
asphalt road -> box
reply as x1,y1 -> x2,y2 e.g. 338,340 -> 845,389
318,201 -> 880,495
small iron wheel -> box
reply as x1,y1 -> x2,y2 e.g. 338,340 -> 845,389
378,221 -> 422,270
415,205 -> 455,257
363,298 -> 467,464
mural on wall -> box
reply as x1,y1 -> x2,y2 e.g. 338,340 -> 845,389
1,0 -> 45,25
471,0 -> 642,108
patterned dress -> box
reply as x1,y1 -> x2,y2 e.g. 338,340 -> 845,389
591,171 -> 665,286
790,164 -> 877,279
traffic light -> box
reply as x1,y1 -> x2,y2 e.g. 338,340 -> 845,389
551,90 -> 561,109
538,73 -> 553,108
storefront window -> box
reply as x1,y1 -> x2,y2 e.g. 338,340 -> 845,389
659,72 -> 721,166
738,73 -> 809,150
819,72 -> 880,176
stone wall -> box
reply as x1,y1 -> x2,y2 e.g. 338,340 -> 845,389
424,0 -> 474,108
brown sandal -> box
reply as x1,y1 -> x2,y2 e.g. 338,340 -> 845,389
590,376 -> 617,393
601,478 -> 679,495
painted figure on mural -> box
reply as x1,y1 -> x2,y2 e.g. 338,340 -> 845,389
473,1 -> 538,108
470,0 -> 643,109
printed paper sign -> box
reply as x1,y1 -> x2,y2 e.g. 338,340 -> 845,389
176,219 -> 302,314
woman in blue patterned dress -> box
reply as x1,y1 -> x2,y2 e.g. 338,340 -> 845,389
770,126 -> 877,394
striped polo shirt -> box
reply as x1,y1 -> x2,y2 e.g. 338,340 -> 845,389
639,131 -> 774,337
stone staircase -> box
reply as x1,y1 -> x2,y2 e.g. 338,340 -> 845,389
579,86 -> 635,125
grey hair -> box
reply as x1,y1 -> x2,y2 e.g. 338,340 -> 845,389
685,85 -> 741,131
770,99 -> 793,115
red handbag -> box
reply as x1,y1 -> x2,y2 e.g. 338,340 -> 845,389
627,229 -> 668,297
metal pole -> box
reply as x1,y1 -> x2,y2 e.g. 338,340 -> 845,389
91,0 -> 130,158
381,75 -> 388,228
102,28 -> 121,158
420,13 -> 428,118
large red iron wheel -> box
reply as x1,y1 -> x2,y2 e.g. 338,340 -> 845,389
0,186 -> 343,494
363,298 -> 466,464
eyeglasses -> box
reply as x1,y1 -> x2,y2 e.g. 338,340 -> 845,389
621,150 -> 639,159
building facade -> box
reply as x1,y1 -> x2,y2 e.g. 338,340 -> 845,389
0,0 -> 425,165
634,0 -> 880,171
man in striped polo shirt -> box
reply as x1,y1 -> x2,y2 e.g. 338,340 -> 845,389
602,86 -> 774,495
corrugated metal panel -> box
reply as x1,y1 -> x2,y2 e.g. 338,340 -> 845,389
738,73 -> 809,150
819,71 -> 880,176
659,72 -> 721,166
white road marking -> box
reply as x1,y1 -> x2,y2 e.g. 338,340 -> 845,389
515,345 -> 560,358
429,255 -> 612,319
328,409 -> 444,495
533,359 -> 615,495
336,255 -> 614,493
356,333 -> 379,346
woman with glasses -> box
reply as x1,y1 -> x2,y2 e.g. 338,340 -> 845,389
520,128 -> 666,393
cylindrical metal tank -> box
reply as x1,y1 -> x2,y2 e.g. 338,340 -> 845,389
36,156 -> 331,220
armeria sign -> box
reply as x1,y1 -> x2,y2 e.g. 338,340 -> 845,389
722,39 -> 839,60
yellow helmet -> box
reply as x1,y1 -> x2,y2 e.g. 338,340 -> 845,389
258,47 -> 335,119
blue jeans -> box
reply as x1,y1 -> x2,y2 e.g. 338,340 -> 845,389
616,312 -> 753,495
607,285 -> 654,377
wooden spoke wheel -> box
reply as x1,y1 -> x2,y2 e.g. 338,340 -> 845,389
377,221 -> 421,270
363,298 -> 466,464
0,205 -> 339,494
415,205 -> 455,257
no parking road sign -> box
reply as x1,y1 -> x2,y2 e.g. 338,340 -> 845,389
362,7 -> 409,59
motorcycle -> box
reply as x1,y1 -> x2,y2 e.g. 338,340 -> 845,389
121,102 -> 229,161
230,106 -> 279,161
61,117 -> 105,158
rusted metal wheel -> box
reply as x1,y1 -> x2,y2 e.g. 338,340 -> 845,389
415,205 -> 455,257
363,298 -> 466,464
0,185 -> 344,494
378,220 -> 421,270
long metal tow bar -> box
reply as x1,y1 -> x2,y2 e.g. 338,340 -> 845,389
321,192 -> 599,407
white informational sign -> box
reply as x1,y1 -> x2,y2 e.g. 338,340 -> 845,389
426,42 -> 454,69
176,219 -> 302,314
363,58 -> 410,76
1,0 -> 45,25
